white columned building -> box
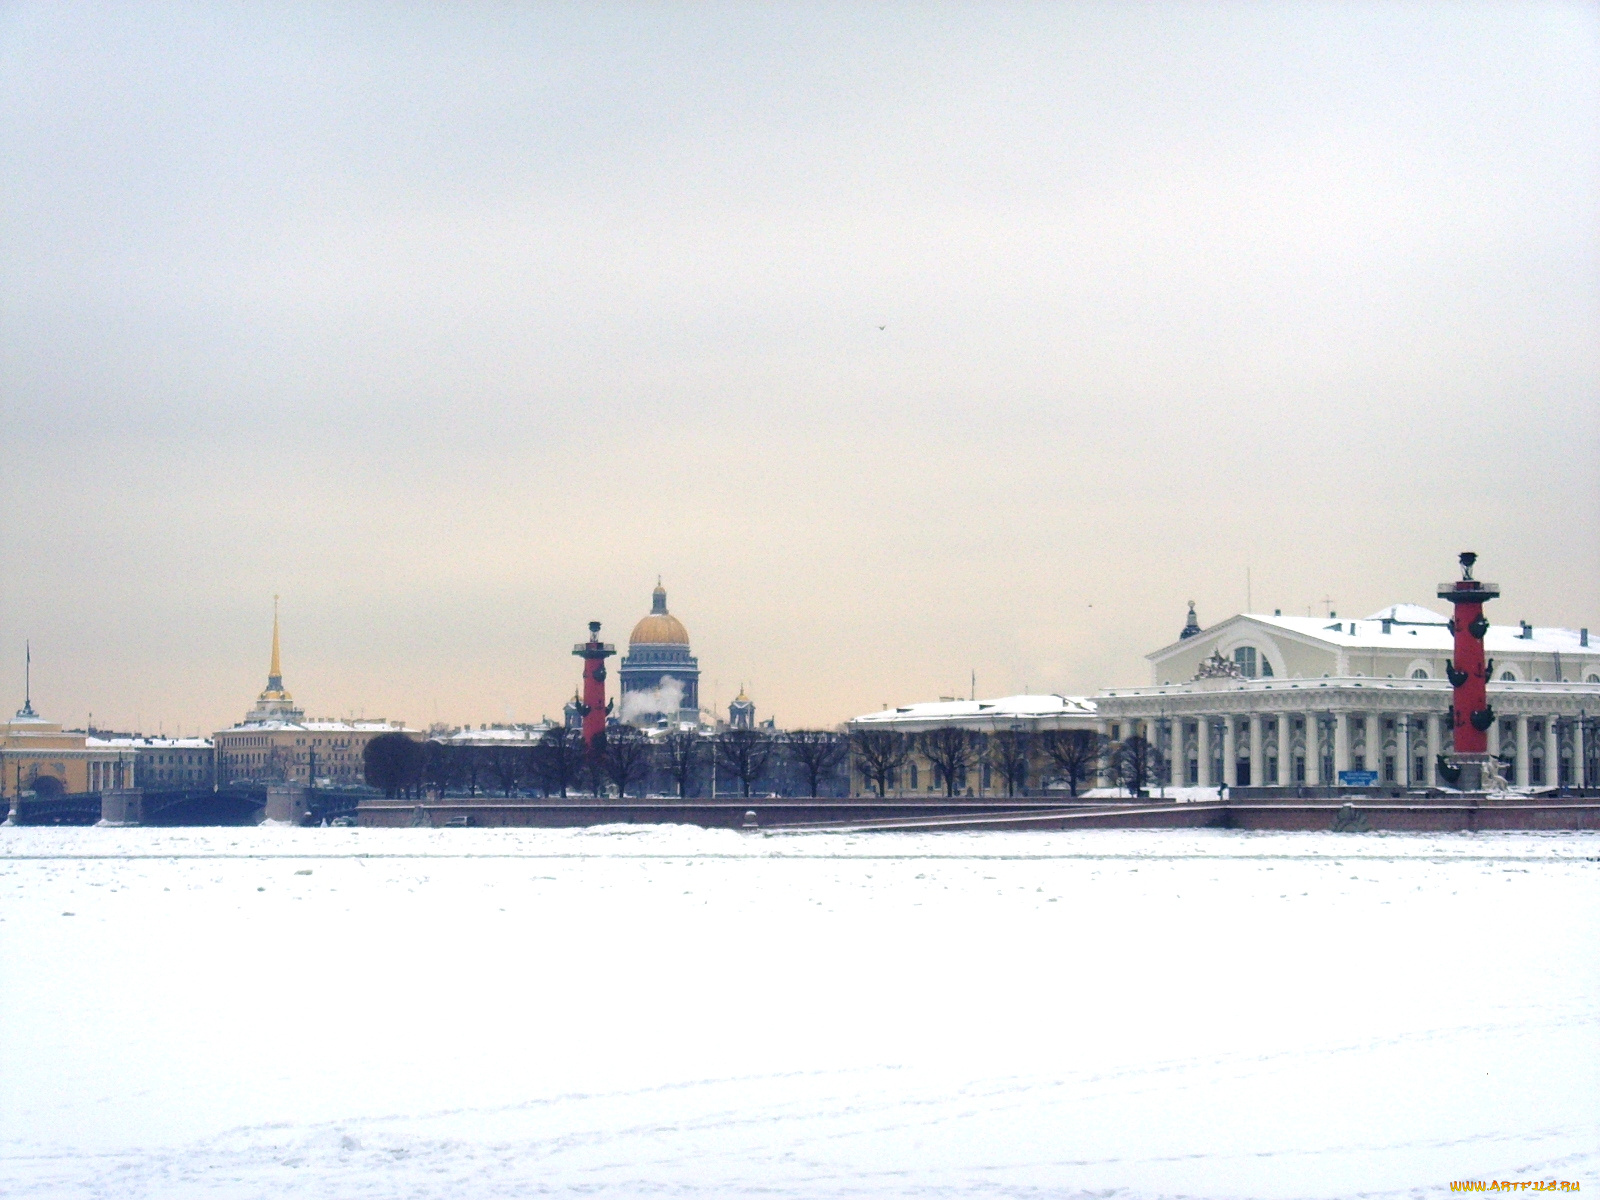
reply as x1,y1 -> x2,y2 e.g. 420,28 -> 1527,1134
1095,601 -> 1599,792
851,595 -> 1599,798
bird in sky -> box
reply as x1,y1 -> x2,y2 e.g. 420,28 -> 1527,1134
877,325 -> 886,330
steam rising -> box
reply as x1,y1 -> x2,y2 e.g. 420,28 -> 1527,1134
621,677 -> 685,724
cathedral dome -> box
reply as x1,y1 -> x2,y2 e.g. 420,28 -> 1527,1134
629,582 -> 690,646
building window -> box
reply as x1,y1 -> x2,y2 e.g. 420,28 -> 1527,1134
1186,759 -> 1198,785
1500,671 -> 1515,681
1233,647 -> 1257,678
1266,755 -> 1278,784
909,763 -> 918,789
1383,756 -> 1396,782
1353,754 -> 1365,772
1322,755 -> 1334,782
1415,755 -> 1426,781
1411,669 -> 1428,679
1294,756 -> 1306,783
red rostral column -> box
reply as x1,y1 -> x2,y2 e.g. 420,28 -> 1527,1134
572,621 -> 616,750
1437,552 -> 1499,783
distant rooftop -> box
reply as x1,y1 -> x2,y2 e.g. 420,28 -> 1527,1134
1153,603 -> 1596,659
851,693 -> 1098,730
88,736 -> 214,749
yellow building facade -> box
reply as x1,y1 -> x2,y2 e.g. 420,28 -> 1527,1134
2,701 -> 137,802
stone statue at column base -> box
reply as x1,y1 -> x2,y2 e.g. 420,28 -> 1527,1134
1481,756 -> 1514,795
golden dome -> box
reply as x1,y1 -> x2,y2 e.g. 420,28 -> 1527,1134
630,582 -> 690,646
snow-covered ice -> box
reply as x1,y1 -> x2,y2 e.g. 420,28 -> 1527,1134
1,825 -> 1596,1198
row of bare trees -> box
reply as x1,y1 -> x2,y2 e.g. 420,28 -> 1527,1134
849,727 -> 1167,798
362,727 -> 850,800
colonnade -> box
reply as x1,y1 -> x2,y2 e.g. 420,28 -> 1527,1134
1100,711 -> 1593,790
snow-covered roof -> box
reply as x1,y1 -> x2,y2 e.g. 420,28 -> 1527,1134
87,736 -> 213,750
216,719 -> 416,734
1153,604 -> 1598,660
851,693 -> 1098,731
443,725 -> 553,744
1364,603 -> 1450,625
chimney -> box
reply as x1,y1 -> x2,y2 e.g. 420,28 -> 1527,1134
1583,628 -> 1590,647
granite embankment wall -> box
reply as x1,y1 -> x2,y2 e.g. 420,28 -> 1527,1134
355,798 -> 1082,829
357,793 -> 1600,833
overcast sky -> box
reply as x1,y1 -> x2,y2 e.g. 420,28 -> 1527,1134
2,2 -> 1597,735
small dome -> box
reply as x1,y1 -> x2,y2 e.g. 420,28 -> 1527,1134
630,581 -> 690,646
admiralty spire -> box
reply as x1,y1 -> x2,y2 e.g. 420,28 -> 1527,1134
243,597 -> 304,725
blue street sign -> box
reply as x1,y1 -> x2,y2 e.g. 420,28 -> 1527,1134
1338,770 -> 1379,786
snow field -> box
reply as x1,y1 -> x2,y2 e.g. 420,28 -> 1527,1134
1,826 -> 1596,1198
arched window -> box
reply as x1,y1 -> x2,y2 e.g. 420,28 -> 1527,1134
1261,658 -> 1274,677
1233,647 -> 1258,678
1411,669 -> 1428,679
1500,671 -> 1515,682
1588,674 -> 1600,684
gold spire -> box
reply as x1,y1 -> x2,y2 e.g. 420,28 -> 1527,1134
259,595 -> 291,701
270,595 -> 282,681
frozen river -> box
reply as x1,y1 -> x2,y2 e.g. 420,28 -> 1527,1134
1,825 -> 1596,1198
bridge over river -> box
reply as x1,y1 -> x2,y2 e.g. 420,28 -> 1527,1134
5,784 -> 368,827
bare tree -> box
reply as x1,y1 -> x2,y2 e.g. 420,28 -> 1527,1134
659,729 -> 701,799
987,729 -> 1033,797
421,741 -> 459,797
920,727 -> 982,797
849,729 -> 910,798
535,725 -> 581,798
1112,734 -> 1164,796
1039,729 -> 1105,797
488,743 -> 524,797
716,728 -> 775,798
784,730 -> 848,798
604,724 -> 652,798
458,744 -> 486,797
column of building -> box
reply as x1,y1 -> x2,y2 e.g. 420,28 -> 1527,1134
1515,714 -> 1530,788
1275,713 -> 1290,786
1248,714 -> 1263,786
1425,712 -> 1440,786
1545,716 -> 1560,788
